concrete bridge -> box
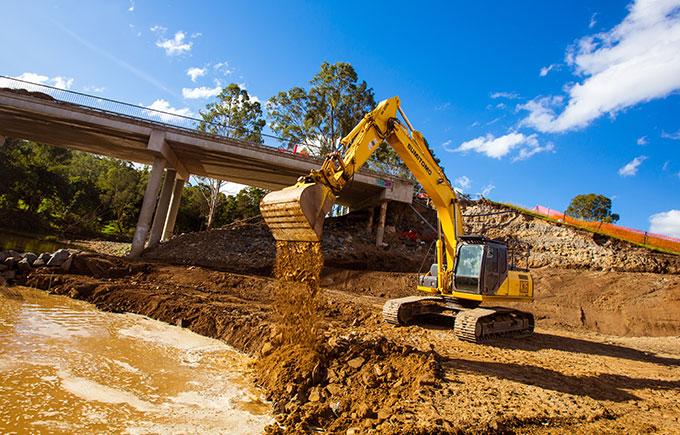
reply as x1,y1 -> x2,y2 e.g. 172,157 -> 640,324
0,81 -> 414,256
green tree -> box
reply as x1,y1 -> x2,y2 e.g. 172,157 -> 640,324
196,84 -> 266,229
565,194 -> 620,223
97,159 -> 146,236
267,61 -> 376,156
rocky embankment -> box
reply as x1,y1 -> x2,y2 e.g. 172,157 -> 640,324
463,200 -> 680,274
0,249 -> 77,286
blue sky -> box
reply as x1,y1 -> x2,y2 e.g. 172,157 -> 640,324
1,0 -> 679,236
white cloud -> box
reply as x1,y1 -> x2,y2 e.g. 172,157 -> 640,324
661,129 -> 680,140
618,155 -> 647,176
478,184 -> 495,198
649,209 -> 680,237
181,85 -> 221,99
490,91 -> 520,100
150,25 -> 167,33
127,0 -> 135,12
662,160 -> 670,171
512,141 -> 556,162
186,67 -> 207,82
0,72 -> 75,90
213,61 -> 233,75
636,135 -> 648,145
83,85 -> 106,93
453,132 -> 546,160
589,12 -> 598,29
539,63 -> 559,77
454,176 -> 471,192
144,99 -> 193,122
521,0 -> 680,133
221,182 -> 247,196
434,102 -> 451,111
156,31 -> 192,55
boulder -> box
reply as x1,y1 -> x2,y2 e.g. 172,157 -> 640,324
37,252 -> 51,263
4,257 -> 19,268
60,256 -> 73,272
23,252 -> 38,265
32,259 -> 45,267
16,258 -> 32,273
46,249 -> 71,267
0,264 -> 7,272
2,270 -> 16,280
0,251 -> 8,262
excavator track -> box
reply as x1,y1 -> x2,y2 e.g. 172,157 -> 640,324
382,296 -> 446,325
454,307 -> 534,343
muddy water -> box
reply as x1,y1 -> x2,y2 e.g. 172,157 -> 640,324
0,286 -> 273,434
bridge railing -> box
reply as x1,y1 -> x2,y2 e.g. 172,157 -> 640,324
0,75 -> 412,180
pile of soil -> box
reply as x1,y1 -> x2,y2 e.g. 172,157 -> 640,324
142,212 -> 431,275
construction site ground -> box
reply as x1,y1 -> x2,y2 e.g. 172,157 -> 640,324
14,200 -> 680,433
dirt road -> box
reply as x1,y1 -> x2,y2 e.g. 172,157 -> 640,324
24,255 -> 680,433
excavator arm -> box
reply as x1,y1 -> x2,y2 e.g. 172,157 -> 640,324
260,96 -> 536,342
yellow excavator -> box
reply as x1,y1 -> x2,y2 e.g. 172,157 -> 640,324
260,96 -> 534,342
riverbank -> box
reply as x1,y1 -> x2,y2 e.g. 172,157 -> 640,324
18,254 -> 680,433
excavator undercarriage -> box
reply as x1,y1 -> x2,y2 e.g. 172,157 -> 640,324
382,296 -> 534,343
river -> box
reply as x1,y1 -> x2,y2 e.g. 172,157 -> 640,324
0,286 -> 273,434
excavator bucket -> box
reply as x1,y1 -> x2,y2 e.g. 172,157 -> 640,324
260,182 -> 335,242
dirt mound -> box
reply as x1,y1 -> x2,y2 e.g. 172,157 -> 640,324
256,332 -> 443,433
143,216 -> 428,275
463,200 -> 680,274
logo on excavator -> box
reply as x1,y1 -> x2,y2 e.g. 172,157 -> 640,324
407,142 -> 432,175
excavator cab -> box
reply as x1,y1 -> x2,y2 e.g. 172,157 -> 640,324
453,236 -> 508,296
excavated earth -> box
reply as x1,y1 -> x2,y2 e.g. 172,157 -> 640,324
13,200 -> 680,433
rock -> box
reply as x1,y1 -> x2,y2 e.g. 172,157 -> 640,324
347,356 -> 365,369
346,428 -> 360,435
60,256 -> 73,272
0,251 -> 8,262
37,252 -> 51,263
47,249 -> 70,267
326,383 -> 342,396
260,342 -> 274,356
23,252 -> 38,265
0,264 -> 7,272
32,259 -> 45,267
0,276 -> 6,287
16,258 -> 32,273
308,387 -> 321,402
4,257 -> 19,268
3,270 -> 16,280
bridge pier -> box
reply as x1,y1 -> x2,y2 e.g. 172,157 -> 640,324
129,157 -> 166,258
147,169 -> 177,248
0,135 -> 5,146
162,177 -> 185,241
375,200 -> 388,247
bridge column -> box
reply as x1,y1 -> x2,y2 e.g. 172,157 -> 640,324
0,135 -> 5,146
147,168 -> 176,248
162,177 -> 186,241
375,200 -> 388,247
366,207 -> 374,232
129,157 -> 166,258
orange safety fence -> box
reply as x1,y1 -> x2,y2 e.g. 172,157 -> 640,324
530,205 -> 680,255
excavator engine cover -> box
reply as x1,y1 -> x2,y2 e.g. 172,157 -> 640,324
260,182 -> 335,242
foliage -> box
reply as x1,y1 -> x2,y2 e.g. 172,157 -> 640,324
198,83 -> 266,143
267,62 -> 375,155
565,194 -> 620,223
195,83 -> 266,229
0,138 -> 145,238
